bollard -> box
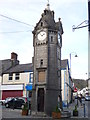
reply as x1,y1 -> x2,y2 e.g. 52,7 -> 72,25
82,97 -> 86,117
83,103 -> 86,117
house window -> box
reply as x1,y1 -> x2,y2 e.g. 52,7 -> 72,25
29,73 -> 33,83
9,73 -> 13,80
38,71 -> 45,82
40,59 -> 43,66
15,73 -> 20,80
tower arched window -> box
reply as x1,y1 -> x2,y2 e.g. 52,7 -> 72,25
41,22 -> 43,27
51,36 -> 53,42
40,59 -> 43,65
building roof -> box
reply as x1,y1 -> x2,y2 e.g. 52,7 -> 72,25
0,59 -> 19,75
2,59 -> 69,74
33,5 -> 63,34
3,63 -> 33,74
87,78 -> 90,81
61,59 -> 69,69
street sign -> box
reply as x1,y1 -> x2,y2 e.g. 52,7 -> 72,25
74,87 -> 77,92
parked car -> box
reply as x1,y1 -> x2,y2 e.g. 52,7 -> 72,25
17,97 -> 27,103
85,96 -> 90,101
4,97 -> 14,105
18,97 -> 31,109
0,99 -> 5,105
5,97 -> 25,109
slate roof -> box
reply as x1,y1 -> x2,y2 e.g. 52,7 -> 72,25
3,63 -> 33,74
0,59 -> 19,75
61,59 -> 69,69
2,60 -> 69,74
33,5 -> 63,34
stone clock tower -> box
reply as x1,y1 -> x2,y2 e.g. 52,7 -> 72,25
31,4 -> 63,116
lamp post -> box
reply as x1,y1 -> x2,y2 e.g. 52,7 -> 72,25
88,1 -> 90,96
69,52 -> 78,103
69,53 -> 78,76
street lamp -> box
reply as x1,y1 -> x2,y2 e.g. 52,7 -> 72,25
69,52 -> 78,103
69,53 -> 78,76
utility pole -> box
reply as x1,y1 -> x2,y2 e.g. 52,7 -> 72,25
72,1 -> 90,95
88,0 -> 90,95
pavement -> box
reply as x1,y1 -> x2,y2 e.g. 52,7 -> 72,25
63,99 -> 89,118
1,100 -> 90,120
1,116 -> 90,120
63,99 -> 90,120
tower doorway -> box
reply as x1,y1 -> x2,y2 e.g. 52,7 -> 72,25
37,88 -> 44,112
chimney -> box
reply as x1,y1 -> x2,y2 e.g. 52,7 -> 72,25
11,52 -> 18,60
11,52 -> 19,66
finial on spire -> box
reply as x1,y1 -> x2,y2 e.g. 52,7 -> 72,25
45,0 -> 50,10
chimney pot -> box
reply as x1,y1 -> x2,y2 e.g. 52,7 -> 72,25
11,52 -> 18,60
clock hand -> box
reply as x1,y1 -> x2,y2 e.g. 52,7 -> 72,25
40,33 -> 45,36
40,32 -> 45,36
40,33 -> 43,36
42,33 -> 45,36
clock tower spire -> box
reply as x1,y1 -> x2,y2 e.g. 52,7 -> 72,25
46,0 -> 50,10
31,3 -> 63,116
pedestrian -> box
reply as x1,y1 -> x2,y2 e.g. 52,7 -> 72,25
80,94 -> 82,106
78,94 -> 82,106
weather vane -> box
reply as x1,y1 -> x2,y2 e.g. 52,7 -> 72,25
47,0 -> 49,4
46,0 -> 50,10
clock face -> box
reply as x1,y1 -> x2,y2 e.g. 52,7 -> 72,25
58,33 -> 60,43
38,31 -> 47,41
58,32 -> 62,47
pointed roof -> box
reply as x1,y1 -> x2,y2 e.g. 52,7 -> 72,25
45,3 -> 50,11
61,59 -> 69,69
33,4 -> 63,34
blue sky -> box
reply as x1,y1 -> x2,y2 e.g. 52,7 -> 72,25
0,0 -> 88,79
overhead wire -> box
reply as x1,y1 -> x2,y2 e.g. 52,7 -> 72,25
0,14 -> 34,27
0,14 -> 34,34
0,30 -> 32,34
0,1 -> 48,34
